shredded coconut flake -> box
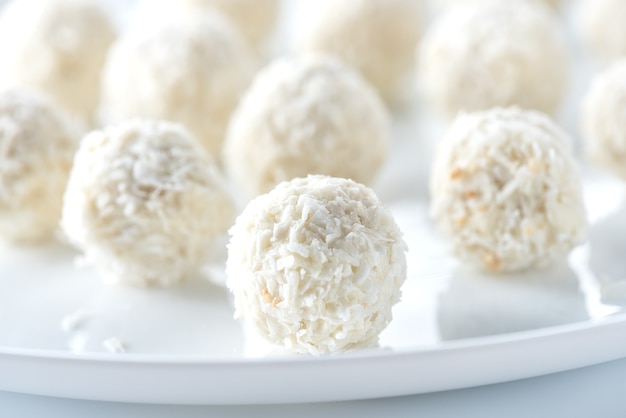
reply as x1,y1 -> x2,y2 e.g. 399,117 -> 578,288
430,107 -> 587,272
61,309 -> 91,332
223,54 -> 389,197
226,175 -> 407,355
103,337 -> 126,353
61,119 -> 236,286
0,88 -> 78,243
295,0 -> 422,103
0,0 -> 116,122
580,59 -> 626,180
418,0 -> 568,116
100,11 -> 253,157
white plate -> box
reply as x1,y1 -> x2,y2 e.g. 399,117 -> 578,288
2,0 -> 626,406
1,105 -> 626,404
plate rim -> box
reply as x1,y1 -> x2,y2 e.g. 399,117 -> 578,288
1,312 -> 625,405
1,311 -> 624,363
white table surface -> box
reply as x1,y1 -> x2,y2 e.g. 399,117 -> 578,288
1,356 -> 625,418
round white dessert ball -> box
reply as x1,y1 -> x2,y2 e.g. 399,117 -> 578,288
430,107 -> 587,273
295,0 -> 421,104
576,0 -> 626,63
226,175 -> 407,355
418,0 -> 568,117
0,0 -> 116,123
223,54 -> 390,198
186,0 -> 279,50
133,0 -> 280,51
0,89 -> 78,243
61,119 -> 236,286
581,59 -> 626,180
100,12 -> 254,157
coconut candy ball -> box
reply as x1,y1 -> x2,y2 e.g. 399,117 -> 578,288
577,0 -> 626,63
133,0 -> 280,51
0,0 -> 116,124
418,0 -> 568,117
226,175 -> 407,355
223,54 -> 390,198
0,89 -> 78,243
99,12 -> 254,158
430,107 -> 587,273
61,119 -> 236,286
581,59 -> 626,180
184,0 -> 279,50
295,0 -> 421,104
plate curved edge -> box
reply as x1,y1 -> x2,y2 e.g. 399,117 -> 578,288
1,313 -> 625,405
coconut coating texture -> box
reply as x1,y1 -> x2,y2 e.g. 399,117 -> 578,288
226,175 -> 407,355
0,0 -> 116,123
430,107 -> 587,273
133,0 -> 279,51
295,0 -> 421,104
577,0 -> 626,63
61,120 -> 236,286
100,13 -> 254,157
581,59 -> 626,180
223,54 -> 389,198
418,0 -> 568,117
0,89 -> 78,243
